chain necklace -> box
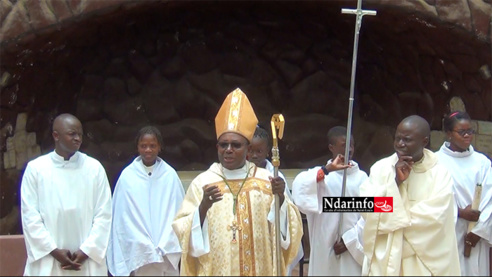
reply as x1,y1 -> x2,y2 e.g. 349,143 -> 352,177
215,164 -> 252,216
215,164 -> 252,243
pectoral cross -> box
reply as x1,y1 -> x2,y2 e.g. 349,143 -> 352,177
227,220 -> 242,243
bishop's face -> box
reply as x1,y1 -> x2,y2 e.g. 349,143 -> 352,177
217,132 -> 250,170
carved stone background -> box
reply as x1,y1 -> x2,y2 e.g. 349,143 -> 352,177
0,0 -> 491,234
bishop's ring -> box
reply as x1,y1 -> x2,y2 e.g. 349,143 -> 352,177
209,195 -> 213,201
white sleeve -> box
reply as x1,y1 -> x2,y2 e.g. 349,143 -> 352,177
268,197 -> 290,249
189,207 -> 210,257
292,167 -> 324,214
20,163 -> 57,262
79,164 -> 112,264
473,167 -> 492,242
342,216 -> 365,265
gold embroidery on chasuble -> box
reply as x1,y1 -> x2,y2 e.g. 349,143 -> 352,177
215,177 -> 272,276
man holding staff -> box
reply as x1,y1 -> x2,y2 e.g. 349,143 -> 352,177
172,88 -> 302,276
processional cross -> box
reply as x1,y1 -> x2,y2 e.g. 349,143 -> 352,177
337,0 -> 376,250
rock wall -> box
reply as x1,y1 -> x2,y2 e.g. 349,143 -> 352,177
2,0 -> 490,48
0,1 -> 491,235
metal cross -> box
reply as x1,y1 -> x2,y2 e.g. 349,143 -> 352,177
227,220 -> 242,244
337,0 -> 376,252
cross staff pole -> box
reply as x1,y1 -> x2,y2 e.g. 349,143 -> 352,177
337,0 -> 376,253
271,114 -> 285,275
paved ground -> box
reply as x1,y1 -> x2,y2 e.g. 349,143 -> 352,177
291,262 -> 309,276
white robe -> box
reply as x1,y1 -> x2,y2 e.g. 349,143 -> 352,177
436,142 -> 492,276
292,160 -> 368,276
20,151 -> 112,276
264,160 -> 304,276
107,156 -> 185,276
360,149 -> 461,276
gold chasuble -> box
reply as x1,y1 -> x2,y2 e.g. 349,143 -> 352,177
172,161 -> 303,276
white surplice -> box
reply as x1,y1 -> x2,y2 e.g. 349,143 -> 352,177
360,149 -> 461,276
264,160 -> 304,276
107,156 -> 185,276
292,160 -> 368,276
436,142 -> 492,276
20,151 -> 112,276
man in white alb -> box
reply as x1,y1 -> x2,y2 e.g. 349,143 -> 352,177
20,113 -> 112,276
292,126 -> 367,276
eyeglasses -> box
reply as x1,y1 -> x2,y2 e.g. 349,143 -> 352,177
218,142 -> 245,150
453,129 -> 475,137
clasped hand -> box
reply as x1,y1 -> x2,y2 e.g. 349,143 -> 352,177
51,248 -> 88,270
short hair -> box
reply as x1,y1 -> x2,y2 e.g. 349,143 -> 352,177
327,126 -> 348,145
254,125 -> 269,140
253,125 -> 271,148
443,111 -> 471,132
135,126 -> 164,148
400,115 -> 430,138
52,113 -> 81,133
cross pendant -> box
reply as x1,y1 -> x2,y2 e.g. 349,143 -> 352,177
227,220 -> 242,243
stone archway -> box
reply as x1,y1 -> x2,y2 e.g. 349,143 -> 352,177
0,0 -> 491,235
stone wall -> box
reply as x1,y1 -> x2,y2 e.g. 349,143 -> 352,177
1,0 -> 491,49
429,97 -> 492,153
0,1 -> 491,235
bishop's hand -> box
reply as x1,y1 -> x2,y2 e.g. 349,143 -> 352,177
201,184 -> 223,209
269,176 -> 285,206
199,184 -> 223,226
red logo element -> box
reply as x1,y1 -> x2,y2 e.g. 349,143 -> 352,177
373,197 -> 393,212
